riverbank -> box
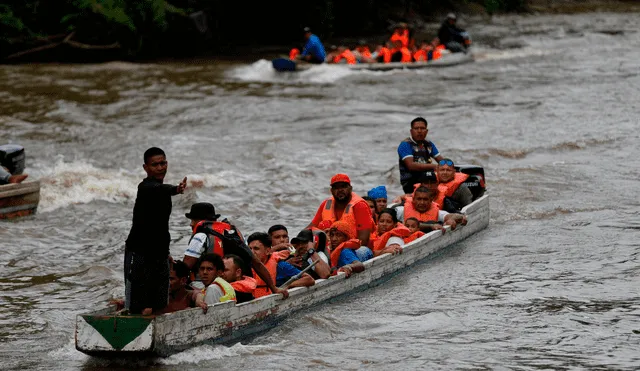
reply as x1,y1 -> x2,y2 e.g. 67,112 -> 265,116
1,0 -> 638,63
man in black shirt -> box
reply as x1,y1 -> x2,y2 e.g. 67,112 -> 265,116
433,13 -> 469,53
124,147 -> 187,315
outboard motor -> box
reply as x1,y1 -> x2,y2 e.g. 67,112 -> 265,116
455,164 -> 486,201
0,144 -> 25,175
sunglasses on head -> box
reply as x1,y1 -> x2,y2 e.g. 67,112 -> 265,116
438,159 -> 454,166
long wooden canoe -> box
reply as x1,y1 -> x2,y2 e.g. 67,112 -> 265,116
0,181 -> 40,219
75,194 -> 490,357
272,50 -> 473,72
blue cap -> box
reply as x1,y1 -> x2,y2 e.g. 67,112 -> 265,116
367,186 -> 388,200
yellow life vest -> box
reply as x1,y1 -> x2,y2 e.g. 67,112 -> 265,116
202,277 -> 236,303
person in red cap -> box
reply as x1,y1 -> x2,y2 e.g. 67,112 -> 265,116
306,173 -> 373,247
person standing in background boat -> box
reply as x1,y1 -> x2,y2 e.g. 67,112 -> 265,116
124,147 -> 187,315
398,117 -> 444,194
432,13 -> 470,53
306,173 -> 374,247
297,27 -> 326,64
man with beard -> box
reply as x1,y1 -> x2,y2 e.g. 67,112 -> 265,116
306,173 -> 373,247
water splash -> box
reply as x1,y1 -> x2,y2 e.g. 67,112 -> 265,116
228,59 -> 357,84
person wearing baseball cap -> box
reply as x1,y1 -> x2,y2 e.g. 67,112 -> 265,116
182,202 -> 289,299
305,173 -> 374,248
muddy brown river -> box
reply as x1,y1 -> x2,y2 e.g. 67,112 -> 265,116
0,11 -> 639,370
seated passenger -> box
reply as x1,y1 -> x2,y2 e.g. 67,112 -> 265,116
354,40 -> 374,63
183,202 -> 287,297
403,217 -> 426,243
432,13 -> 470,53
288,229 -> 331,279
159,260 -> 194,314
268,224 -> 294,253
306,173 -> 373,247
373,208 -> 407,257
437,158 -> 473,211
248,232 -> 314,298
221,254 -> 257,304
193,254 -> 236,313
329,220 -> 373,272
362,196 -> 376,222
397,117 -> 444,194
332,46 -> 357,64
390,40 -> 412,63
413,41 -> 433,62
395,186 -> 467,232
375,42 -> 393,63
367,185 -> 388,216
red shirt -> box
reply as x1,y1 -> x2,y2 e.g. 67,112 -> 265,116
311,199 -> 372,231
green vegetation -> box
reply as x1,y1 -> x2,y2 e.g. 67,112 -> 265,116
0,0 -> 604,62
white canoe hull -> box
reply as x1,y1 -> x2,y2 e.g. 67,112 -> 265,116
291,51 -> 473,72
76,195 -> 490,357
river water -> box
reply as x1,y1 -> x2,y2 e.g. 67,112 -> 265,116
1,11 -> 639,370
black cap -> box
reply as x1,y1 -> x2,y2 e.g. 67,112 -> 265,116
185,202 -> 220,220
303,27 -> 311,33
291,229 -> 314,244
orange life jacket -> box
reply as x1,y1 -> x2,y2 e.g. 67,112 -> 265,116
390,30 -> 409,48
438,173 -> 469,198
380,47 -> 392,63
404,231 -> 425,244
191,220 -> 233,258
414,49 -> 427,62
357,47 -> 372,59
404,200 -> 441,223
409,187 -> 446,208
329,238 -> 361,268
333,49 -> 357,64
289,48 -> 300,60
320,193 -> 371,232
230,276 -> 257,294
373,223 -> 411,251
253,251 -> 289,298
433,45 -> 445,60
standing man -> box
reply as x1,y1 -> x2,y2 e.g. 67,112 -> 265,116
432,13 -> 469,53
298,27 -> 326,64
124,147 -> 187,315
397,117 -> 444,194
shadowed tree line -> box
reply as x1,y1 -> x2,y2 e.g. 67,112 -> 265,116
0,0 -> 526,62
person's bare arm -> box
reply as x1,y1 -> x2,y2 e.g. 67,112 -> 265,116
357,228 -> 371,247
183,255 -> 198,270
252,255 -> 289,299
403,157 -> 438,171
337,262 -> 365,278
374,244 -> 403,257
288,273 -> 315,288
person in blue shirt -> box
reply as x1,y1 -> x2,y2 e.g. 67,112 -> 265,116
299,27 -> 326,64
397,117 -> 444,194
